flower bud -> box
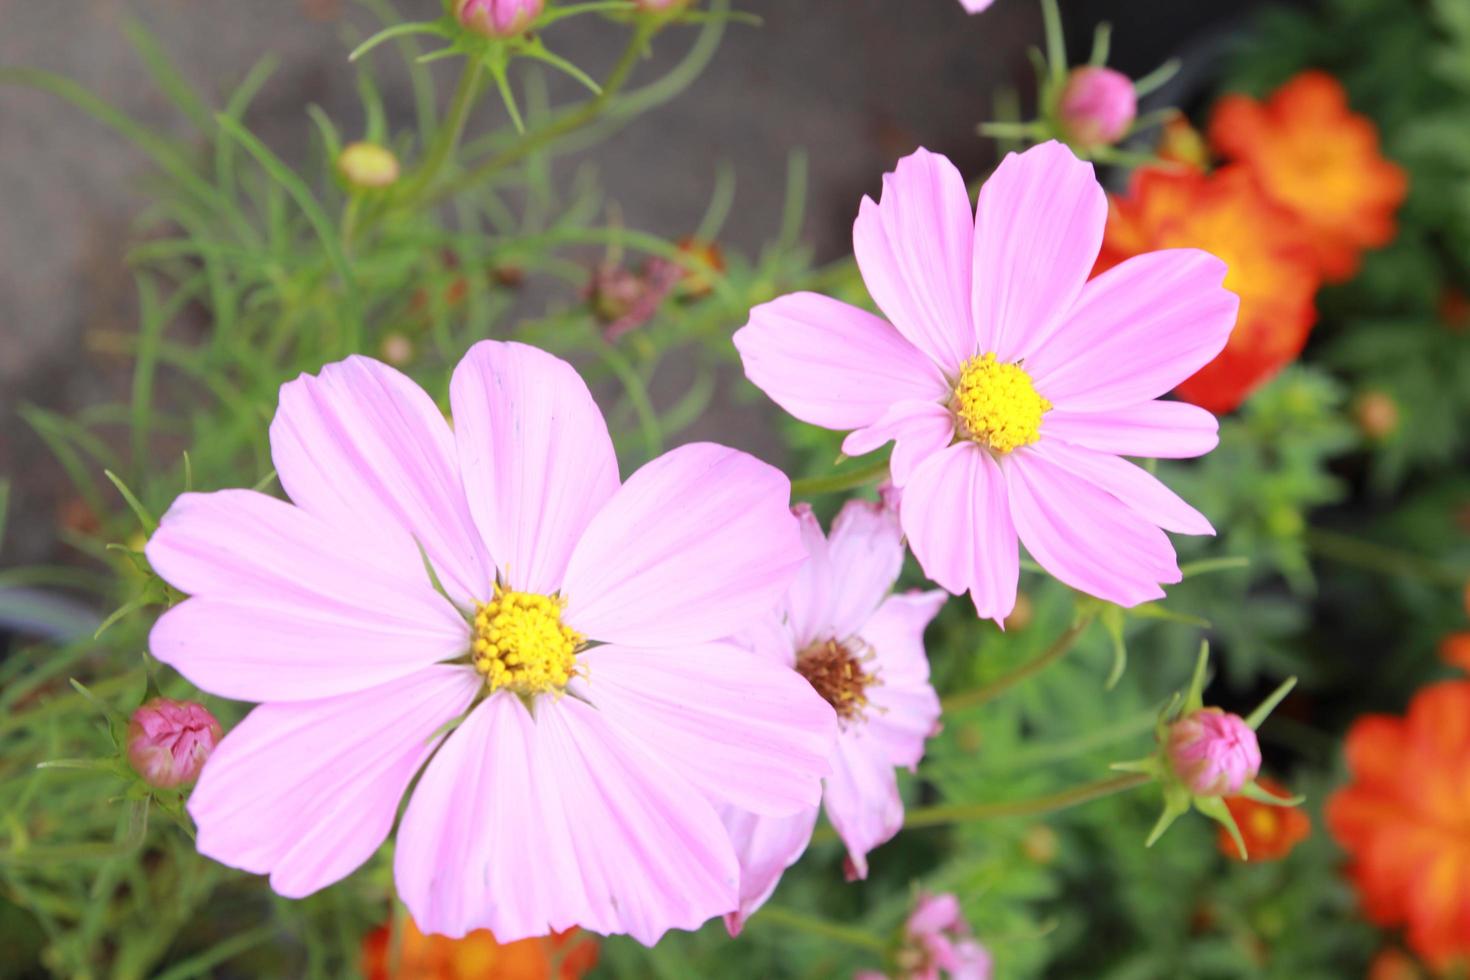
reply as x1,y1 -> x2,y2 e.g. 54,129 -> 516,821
337,142 -> 400,190
456,0 -> 543,38
1057,66 -> 1137,150
1166,707 -> 1261,796
126,698 -> 221,789
1353,390 -> 1399,440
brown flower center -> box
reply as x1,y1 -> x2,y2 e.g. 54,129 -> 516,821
796,638 -> 876,722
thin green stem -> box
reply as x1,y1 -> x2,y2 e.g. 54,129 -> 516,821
752,905 -> 886,952
788,457 -> 891,498
403,59 -> 484,202
1304,526 -> 1465,588
901,773 -> 1150,829
941,617 -> 1094,714
434,23 -> 655,202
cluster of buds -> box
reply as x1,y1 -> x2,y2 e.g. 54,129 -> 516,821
1113,644 -> 1301,858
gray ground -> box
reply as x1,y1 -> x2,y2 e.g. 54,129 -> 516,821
0,0 -> 1255,567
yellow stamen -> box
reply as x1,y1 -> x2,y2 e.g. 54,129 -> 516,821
472,584 -> 583,695
796,638 -> 877,724
951,352 -> 1051,454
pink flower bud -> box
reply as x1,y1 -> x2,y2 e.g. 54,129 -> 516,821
1167,707 -> 1261,796
1057,66 -> 1137,149
126,698 -> 222,789
455,0 -> 543,38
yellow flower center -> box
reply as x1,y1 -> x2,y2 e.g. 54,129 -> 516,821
951,353 -> 1051,454
472,585 -> 583,695
796,638 -> 876,723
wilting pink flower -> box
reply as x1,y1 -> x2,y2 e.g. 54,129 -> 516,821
862,893 -> 993,980
1057,66 -> 1137,150
456,0 -> 542,38
145,341 -> 834,944
734,142 -> 1237,622
1167,707 -> 1262,796
126,698 -> 221,789
720,500 -> 944,933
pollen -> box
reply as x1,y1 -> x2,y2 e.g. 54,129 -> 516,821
472,585 -> 583,696
951,352 -> 1051,454
796,638 -> 877,724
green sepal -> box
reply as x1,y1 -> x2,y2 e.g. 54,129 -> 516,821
1194,795 -> 1247,860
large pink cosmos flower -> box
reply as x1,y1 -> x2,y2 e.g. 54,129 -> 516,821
145,341 -> 836,945
734,142 -> 1238,622
719,499 -> 944,933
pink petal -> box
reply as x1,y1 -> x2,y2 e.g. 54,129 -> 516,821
1005,449 -> 1182,607
900,445 -> 1019,623
841,400 -> 956,488
1042,400 -> 1219,459
719,804 -> 820,936
1025,249 -> 1239,413
574,643 -> 835,816
394,694 -> 739,945
733,292 -> 947,430
853,148 -> 977,373
270,356 -> 493,606
972,141 -> 1107,362
188,665 -> 479,898
784,505 -> 835,649
146,491 -> 468,701
824,498 -> 906,640
1030,440 -> 1214,536
856,590 -> 946,769
561,443 -> 805,647
449,341 -> 620,594
823,731 -> 905,879
959,0 -> 995,10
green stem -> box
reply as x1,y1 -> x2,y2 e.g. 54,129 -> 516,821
433,23 -> 655,202
404,59 -> 484,202
1304,527 -> 1465,588
789,457 -> 892,498
941,617 -> 1094,714
752,905 -> 886,952
902,773 -> 1150,829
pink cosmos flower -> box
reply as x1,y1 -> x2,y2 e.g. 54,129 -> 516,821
734,142 -> 1238,622
1167,707 -> 1262,796
145,341 -> 836,944
126,698 -> 222,789
858,893 -> 993,980
719,500 -> 944,933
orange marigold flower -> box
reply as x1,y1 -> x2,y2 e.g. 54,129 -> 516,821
361,918 -> 598,980
1097,165 -> 1320,413
1217,776 -> 1311,861
1208,70 -> 1408,282
1368,947 -> 1429,980
1327,681 -> 1470,968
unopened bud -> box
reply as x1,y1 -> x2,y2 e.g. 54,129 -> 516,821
1057,66 -> 1137,150
127,698 -> 222,789
337,142 -> 400,189
456,0 -> 543,38
1353,390 -> 1399,440
1166,707 -> 1261,796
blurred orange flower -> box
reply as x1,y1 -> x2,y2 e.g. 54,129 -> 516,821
361,918 -> 598,980
1327,682 -> 1470,968
1156,116 -> 1210,171
1368,947 -> 1429,980
1217,776 -> 1310,861
1209,71 -> 1407,282
1440,632 -> 1470,672
1096,165 -> 1320,413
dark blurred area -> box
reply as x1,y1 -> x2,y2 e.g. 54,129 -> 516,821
0,0 -> 1284,569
